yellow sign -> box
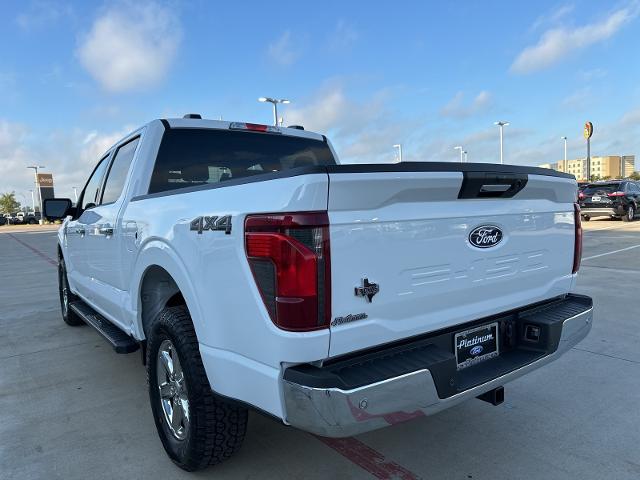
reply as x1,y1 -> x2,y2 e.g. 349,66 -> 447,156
583,121 -> 593,140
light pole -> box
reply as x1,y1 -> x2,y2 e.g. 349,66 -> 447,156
454,145 -> 464,163
494,121 -> 509,164
29,190 -> 35,212
258,97 -> 290,126
463,150 -> 468,163
561,136 -> 568,163
27,165 -> 45,224
393,144 -> 403,163
73,187 -> 78,204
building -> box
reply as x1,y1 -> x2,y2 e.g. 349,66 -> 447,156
539,155 -> 636,181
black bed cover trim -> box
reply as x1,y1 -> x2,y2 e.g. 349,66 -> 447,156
131,162 -> 572,202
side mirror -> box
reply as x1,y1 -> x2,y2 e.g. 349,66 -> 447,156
43,198 -> 74,220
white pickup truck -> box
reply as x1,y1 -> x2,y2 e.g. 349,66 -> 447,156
44,115 -> 593,472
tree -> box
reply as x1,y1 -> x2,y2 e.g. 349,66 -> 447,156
630,171 -> 640,181
0,192 -> 21,214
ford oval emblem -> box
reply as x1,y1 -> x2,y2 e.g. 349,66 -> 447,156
470,345 -> 484,356
469,225 -> 503,249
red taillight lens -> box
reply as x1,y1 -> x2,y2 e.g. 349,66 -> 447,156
578,192 -> 585,199
245,212 -> 330,331
607,192 -> 625,197
573,203 -> 582,274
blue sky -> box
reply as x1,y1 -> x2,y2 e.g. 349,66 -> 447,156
2,0 -> 640,200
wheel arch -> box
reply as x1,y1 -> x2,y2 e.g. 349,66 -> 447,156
132,241 -> 203,341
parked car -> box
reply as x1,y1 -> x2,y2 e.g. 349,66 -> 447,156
44,116 -> 593,472
579,180 -> 640,221
0,215 -> 6,226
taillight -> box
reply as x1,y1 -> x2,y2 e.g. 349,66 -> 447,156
578,192 -> 585,199
245,212 -> 331,331
573,203 -> 582,274
229,122 -> 281,134
607,192 -> 625,197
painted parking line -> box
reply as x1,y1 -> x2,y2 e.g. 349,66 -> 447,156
7,233 -> 57,266
316,436 -> 421,480
583,223 -> 639,233
582,244 -> 640,262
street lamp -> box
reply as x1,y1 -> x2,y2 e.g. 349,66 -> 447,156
29,190 -> 35,212
454,145 -> 464,163
258,97 -> 290,126
560,136 -> 568,163
463,150 -> 468,163
27,165 -> 45,224
494,121 -> 509,164
393,144 -> 403,163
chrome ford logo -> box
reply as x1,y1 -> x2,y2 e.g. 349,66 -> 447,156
469,225 -> 503,248
470,345 -> 484,356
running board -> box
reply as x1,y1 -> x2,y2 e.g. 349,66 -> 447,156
69,301 -> 139,354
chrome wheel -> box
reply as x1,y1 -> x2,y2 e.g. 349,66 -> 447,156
156,339 -> 190,441
628,206 -> 635,221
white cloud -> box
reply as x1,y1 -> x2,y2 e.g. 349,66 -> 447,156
285,85 -> 410,163
267,31 -> 299,66
440,91 -> 492,118
529,4 -> 575,32
511,4 -> 638,74
0,119 -> 129,202
77,1 -> 181,93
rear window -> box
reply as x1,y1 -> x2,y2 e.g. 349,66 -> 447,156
583,183 -> 621,195
148,128 -> 336,194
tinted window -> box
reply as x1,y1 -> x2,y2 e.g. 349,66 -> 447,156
583,183 -> 621,195
81,156 -> 110,210
101,137 -> 140,204
148,129 -> 336,194
628,182 -> 640,192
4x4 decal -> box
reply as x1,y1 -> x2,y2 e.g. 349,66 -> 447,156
190,215 -> 232,234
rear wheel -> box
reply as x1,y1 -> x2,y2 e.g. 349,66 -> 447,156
622,205 -> 635,222
58,257 -> 84,326
582,215 -> 591,222
147,306 -> 248,471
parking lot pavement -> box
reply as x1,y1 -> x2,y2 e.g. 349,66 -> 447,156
1,222 -> 639,480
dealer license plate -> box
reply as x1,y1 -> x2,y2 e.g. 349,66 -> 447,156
454,322 -> 499,370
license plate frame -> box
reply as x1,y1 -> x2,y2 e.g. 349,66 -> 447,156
454,322 -> 499,370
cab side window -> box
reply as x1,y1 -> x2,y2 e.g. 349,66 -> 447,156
80,155 -> 110,211
101,137 -> 140,205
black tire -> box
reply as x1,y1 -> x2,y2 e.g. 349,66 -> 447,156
582,215 -> 591,222
28,218 -> 37,224
147,306 -> 248,471
58,256 -> 84,326
622,205 -> 635,222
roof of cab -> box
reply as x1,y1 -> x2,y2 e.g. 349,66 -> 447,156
160,117 -> 325,142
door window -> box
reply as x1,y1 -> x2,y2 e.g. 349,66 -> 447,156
101,137 -> 140,204
80,155 -> 110,211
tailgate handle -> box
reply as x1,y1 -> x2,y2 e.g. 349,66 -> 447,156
458,172 -> 528,199
480,184 -> 511,193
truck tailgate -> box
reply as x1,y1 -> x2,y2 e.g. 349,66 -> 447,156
327,165 -> 578,357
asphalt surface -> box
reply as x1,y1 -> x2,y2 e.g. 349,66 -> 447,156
1,220 -> 639,479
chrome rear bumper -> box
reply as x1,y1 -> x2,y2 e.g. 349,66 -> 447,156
283,297 -> 593,437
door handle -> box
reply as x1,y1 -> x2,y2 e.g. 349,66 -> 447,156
98,225 -> 114,236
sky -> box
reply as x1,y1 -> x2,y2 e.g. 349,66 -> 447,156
1,0 -> 640,203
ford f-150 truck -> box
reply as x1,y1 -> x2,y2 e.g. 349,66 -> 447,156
44,115 -> 593,472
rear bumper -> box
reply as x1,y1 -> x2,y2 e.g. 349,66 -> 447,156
581,207 -> 623,217
282,294 -> 593,437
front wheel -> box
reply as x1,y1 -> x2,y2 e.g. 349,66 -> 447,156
582,215 -> 591,222
622,205 -> 635,222
147,306 -> 248,471
58,257 -> 84,326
